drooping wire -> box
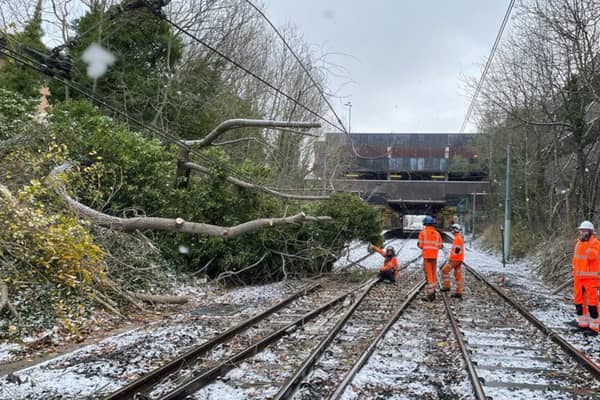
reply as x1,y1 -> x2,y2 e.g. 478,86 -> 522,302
2,1 -> 331,192
0,37 -> 261,185
459,0 -> 515,133
239,0 -> 388,160
241,0 -> 348,134
156,14 -> 345,133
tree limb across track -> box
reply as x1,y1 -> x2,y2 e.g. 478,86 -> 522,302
49,163 -> 332,238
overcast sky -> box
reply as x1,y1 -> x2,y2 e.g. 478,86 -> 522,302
264,1 -> 510,133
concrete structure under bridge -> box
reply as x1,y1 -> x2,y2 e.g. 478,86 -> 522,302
334,179 -> 488,210
333,178 -> 489,230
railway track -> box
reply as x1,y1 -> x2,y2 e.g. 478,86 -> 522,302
334,257 -> 473,399
103,276 -> 367,400
441,263 -> 600,399
103,237 -> 413,400
104,240 -> 421,400
274,270 -> 424,399
153,256 -> 424,400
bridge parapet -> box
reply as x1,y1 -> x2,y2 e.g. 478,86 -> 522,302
333,179 -> 489,204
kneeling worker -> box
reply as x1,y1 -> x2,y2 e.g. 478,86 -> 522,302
371,244 -> 399,283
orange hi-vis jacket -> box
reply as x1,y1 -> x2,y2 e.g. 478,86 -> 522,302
371,245 -> 399,275
449,232 -> 464,262
572,235 -> 600,279
418,226 -> 443,259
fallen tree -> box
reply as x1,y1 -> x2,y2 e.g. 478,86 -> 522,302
51,162 -> 332,238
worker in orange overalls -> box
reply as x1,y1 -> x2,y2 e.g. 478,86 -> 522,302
441,224 -> 464,298
371,244 -> 399,283
418,216 -> 443,300
572,220 -> 600,335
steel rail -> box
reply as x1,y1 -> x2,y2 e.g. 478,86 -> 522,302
104,281 -> 321,400
438,283 -> 488,400
156,278 -> 377,400
328,279 -> 426,400
465,264 -> 600,379
272,279 -> 380,400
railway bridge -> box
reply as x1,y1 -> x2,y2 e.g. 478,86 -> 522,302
315,132 -> 490,230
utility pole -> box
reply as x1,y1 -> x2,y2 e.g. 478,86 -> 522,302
322,155 -> 327,196
444,145 -> 450,181
344,101 -> 352,133
504,144 -> 512,261
472,193 -> 476,240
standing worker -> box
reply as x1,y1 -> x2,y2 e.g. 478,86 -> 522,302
572,220 -> 600,335
441,224 -> 464,298
370,244 -> 399,283
418,216 -> 443,300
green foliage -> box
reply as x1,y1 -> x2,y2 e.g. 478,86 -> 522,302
46,102 -> 379,282
0,88 -> 37,139
0,148 -> 105,336
49,1 -> 182,121
0,2 -> 46,98
48,100 -> 174,214
312,193 -> 382,246
448,154 -> 482,178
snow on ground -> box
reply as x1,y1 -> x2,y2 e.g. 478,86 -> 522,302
0,343 -> 21,365
334,238 -> 421,271
0,280 -> 301,399
340,237 -> 600,400
1,236 -> 599,399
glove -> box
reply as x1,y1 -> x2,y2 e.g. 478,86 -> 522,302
454,247 -> 460,254
367,244 -> 374,254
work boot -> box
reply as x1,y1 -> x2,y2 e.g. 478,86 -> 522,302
583,329 -> 598,337
566,320 -> 581,328
451,293 -> 462,299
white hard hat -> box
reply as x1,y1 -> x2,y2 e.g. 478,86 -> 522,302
578,220 -> 595,231
451,224 -> 461,232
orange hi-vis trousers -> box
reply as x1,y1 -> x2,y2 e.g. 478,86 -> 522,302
442,260 -> 463,294
574,278 -> 600,332
423,258 -> 437,296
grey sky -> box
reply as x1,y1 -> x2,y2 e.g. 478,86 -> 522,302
265,1 -> 510,133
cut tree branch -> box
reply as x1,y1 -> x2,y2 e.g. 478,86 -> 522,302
50,163 -> 332,238
181,119 -> 320,147
185,161 -> 330,200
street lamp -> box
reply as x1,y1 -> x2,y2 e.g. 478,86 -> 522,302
344,101 -> 352,133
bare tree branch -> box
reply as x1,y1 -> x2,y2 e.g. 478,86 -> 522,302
181,119 -> 320,147
184,161 -> 330,200
50,163 -> 332,238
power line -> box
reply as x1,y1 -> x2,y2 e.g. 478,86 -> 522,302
0,36 -> 259,184
156,14 -> 345,132
2,1 -> 332,194
241,0 -> 348,134
240,0 -> 392,161
459,0 -> 515,133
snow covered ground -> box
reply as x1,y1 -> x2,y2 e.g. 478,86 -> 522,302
1,237 -> 599,399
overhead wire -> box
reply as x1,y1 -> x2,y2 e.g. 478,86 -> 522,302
240,0 -> 386,161
1,1 -> 332,194
0,34 -> 260,184
156,12 -> 346,133
241,0 -> 348,134
459,0 -> 515,133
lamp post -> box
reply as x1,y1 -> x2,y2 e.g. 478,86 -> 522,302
344,101 -> 352,133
